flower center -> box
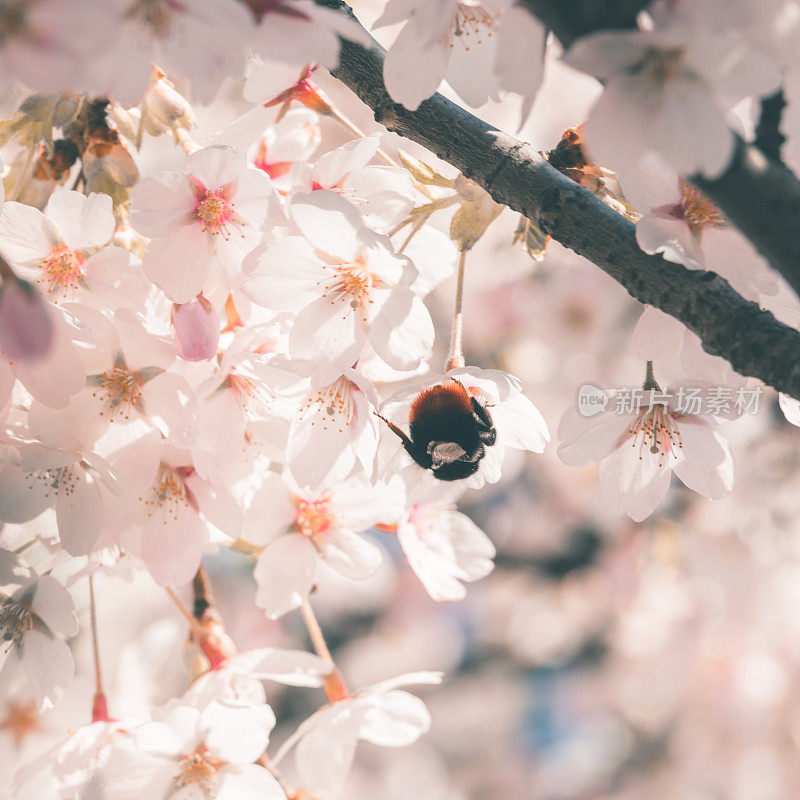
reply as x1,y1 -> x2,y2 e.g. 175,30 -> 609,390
678,182 -> 726,234
0,591 -> 33,648
23,466 -> 79,504
450,5 -> 498,47
174,745 -> 224,792
634,47 -> 689,88
295,495 -> 334,542
92,366 -> 142,421
190,178 -> 239,239
628,404 -> 683,468
319,261 -> 375,320
143,465 -> 191,521
299,377 -> 356,435
124,0 -> 182,38
39,245 -> 83,296
1,700 -> 40,745
0,1 -> 30,44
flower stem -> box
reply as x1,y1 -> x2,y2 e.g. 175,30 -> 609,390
88,575 -> 109,722
165,586 -> 204,638
643,360 -> 660,391
446,250 -> 468,372
300,600 -> 350,701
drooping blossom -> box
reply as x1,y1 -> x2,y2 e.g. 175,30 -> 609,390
557,375 -> 735,521
273,671 -> 442,798
616,153 -> 777,300
0,550 -> 78,711
377,0 -> 545,117
564,2 -> 781,176
397,474 -> 495,601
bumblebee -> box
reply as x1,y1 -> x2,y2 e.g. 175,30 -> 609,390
378,378 -> 497,481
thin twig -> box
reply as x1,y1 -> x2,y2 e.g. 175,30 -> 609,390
446,250 -> 467,371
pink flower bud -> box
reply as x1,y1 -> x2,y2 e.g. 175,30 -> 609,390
0,279 -> 54,363
172,295 -> 220,362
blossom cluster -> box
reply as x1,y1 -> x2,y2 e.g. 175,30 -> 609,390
0,0 -> 799,797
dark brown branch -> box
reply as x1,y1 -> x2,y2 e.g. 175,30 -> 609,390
515,0 -> 646,47
691,136 -> 800,299
754,90 -> 786,164
314,0 -> 800,399
513,1 -> 800,302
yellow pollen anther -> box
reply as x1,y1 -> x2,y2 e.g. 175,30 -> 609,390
295,495 -> 334,542
680,182 -> 726,233
174,746 -> 224,792
39,245 -> 82,295
96,367 -> 142,419
628,404 -> 683,468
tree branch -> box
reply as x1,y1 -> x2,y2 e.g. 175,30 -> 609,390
515,0 -> 647,47
315,0 -> 800,400
514,0 -> 800,303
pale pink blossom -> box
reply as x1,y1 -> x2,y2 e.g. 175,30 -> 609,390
132,145 -> 279,304
286,367 -> 381,491
565,6 -> 781,176
378,0 -> 545,116
397,475 -> 495,601
0,279 -> 53,363
247,473 -> 404,619
273,672 -> 442,797
290,135 -> 416,232
243,190 -> 434,386
0,188 -> 133,304
557,384 -> 735,521
616,153 -> 777,300
0,550 -> 78,711
98,699 -> 283,800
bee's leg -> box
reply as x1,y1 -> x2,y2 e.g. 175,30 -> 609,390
373,411 -> 415,450
470,398 -> 497,446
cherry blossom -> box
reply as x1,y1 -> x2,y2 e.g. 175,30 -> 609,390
0,278 -> 53,363
565,5 -> 781,176
171,295 -> 220,362
98,698 -> 283,800
132,145 -> 278,304
274,671 -> 442,797
252,106 -> 321,188
0,305 -> 86,410
557,377 -> 735,521
247,472 -> 404,619
243,189 -> 434,386
397,474 -> 495,601
114,440 -> 242,587
0,429 -> 120,557
286,367 -> 381,491
0,188 -> 132,303
0,550 -> 78,711
616,153 -> 778,300
290,135 -> 416,232
377,0 -> 545,115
